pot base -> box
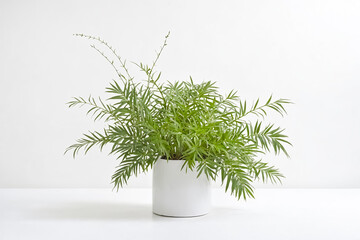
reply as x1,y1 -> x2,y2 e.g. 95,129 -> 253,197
152,211 -> 209,218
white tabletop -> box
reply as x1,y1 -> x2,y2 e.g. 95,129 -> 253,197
0,188 -> 359,240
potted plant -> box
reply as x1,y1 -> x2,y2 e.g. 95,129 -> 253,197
66,32 -> 292,217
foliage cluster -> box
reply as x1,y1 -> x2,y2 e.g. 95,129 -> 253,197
66,32 -> 292,200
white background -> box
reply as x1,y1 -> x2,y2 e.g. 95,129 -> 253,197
1,0 -> 359,189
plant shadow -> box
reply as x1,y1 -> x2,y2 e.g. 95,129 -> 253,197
28,201 -> 248,222
29,201 -> 155,221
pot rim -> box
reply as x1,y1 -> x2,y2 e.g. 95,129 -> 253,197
159,158 -> 185,161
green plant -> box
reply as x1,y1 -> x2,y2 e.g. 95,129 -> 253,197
66,32 -> 292,200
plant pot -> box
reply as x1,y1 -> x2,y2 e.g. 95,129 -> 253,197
152,158 -> 211,217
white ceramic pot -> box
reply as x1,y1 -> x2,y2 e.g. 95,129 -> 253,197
152,158 -> 211,217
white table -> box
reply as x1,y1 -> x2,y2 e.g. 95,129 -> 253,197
1,188 -> 359,240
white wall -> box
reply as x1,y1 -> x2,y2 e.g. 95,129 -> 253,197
1,0 -> 359,188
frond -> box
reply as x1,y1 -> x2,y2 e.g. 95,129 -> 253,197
67,96 -> 118,122
239,95 -> 292,119
246,122 -> 292,157
219,160 -> 255,200
248,160 -> 284,184
65,130 -> 113,158
111,154 -> 157,190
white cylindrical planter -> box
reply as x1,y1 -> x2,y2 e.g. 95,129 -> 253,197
152,159 -> 211,217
